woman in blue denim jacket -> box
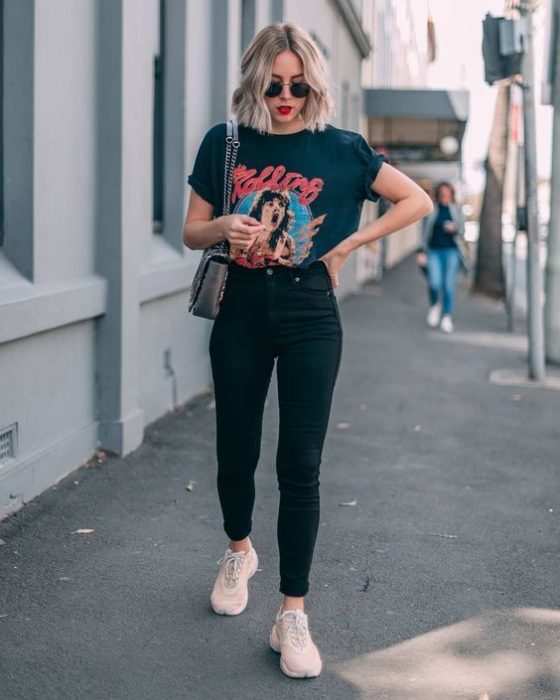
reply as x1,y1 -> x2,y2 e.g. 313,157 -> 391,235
420,182 -> 465,333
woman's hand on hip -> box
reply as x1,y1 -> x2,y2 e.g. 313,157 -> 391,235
319,246 -> 351,289
218,214 -> 264,250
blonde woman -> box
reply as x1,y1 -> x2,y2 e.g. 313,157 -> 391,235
183,22 -> 432,679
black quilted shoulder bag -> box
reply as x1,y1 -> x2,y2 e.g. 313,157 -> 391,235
188,120 -> 240,319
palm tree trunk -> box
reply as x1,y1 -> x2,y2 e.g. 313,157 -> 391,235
473,84 -> 511,298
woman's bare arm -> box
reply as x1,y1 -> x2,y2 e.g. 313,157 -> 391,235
340,163 -> 433,255
182,192 -> 225,250
319,163 -> 433,287
182,191 -> 264,250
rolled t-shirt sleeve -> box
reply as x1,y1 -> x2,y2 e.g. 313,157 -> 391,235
354,135 -> 388,202
187,124 -> 223,210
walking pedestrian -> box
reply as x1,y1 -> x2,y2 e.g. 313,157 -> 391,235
183,21 -> 432,679
421,181 -> 465,333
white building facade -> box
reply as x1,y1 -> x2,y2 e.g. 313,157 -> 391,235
361,0 -> 436,269
362,0 -> 429,89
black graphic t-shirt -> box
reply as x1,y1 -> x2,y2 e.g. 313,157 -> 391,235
187,122 -> 387,269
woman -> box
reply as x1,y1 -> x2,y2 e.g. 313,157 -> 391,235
420,181 -> 465,333
183,22 -> 432,679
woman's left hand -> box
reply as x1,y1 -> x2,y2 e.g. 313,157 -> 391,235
319,246 -> 351,289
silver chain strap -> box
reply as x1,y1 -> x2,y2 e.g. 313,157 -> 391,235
216,120 -> 239,254
187,120 -> 240,315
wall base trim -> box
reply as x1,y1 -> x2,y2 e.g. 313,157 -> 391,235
0,422 -> 98,521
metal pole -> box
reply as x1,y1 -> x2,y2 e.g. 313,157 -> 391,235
521,0 -> 546,379
505,80 -> 524,333
507,143 -> 524,332
545,0 -> 560,363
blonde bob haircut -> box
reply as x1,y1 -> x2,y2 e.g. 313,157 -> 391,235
232,22 -> 335,134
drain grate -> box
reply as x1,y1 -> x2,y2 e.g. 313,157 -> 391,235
0,424 -> 17,466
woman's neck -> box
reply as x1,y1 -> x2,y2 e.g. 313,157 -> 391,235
269,118 -> 307,135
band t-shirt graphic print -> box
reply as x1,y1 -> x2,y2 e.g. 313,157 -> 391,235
187,122 -> 387,269
230,164 -> 326,267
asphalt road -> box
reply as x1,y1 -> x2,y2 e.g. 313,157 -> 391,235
1,258 -> 559,700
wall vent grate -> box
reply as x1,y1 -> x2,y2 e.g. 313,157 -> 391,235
0,424 -> 17,466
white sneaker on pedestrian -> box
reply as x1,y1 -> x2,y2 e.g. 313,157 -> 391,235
270,608 -> 322,679
210,546 -> 258,616
440,315 -> 454,333
427,303 -> 442,328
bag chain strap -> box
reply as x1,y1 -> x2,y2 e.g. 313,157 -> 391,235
215,120 -> 239,256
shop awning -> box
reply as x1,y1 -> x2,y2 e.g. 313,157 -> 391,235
363,88 -> 470,162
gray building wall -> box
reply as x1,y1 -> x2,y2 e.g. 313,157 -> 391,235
0,0 -> 376,520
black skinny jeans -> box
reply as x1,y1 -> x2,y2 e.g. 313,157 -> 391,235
209,259 -> 343,597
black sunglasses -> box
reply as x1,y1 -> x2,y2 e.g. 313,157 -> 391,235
264,81 -> 311,99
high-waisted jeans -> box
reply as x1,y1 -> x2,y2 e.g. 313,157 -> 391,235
209,259 -> 343,597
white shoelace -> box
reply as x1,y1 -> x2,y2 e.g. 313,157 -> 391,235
217,549 -> 247,589
281,611 -> 309,652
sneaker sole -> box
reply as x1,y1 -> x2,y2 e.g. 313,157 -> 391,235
210,550 -> 258,616
269,625 -> 322,679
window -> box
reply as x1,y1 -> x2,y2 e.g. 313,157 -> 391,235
153,0 -> 164,233
0,0 -> 33,277
341,81 -> 349,129
241,0 -> 255,54
0,1 -> 4,247
270,0 -> 283,24
351,92 -> 360,131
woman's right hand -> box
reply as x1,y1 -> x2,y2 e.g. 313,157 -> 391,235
218,214 -> 264,250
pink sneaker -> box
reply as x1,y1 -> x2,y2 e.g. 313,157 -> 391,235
269,608 -> 322,678
210,547 -> 258,615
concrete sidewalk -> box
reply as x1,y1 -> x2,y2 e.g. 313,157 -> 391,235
1,258 -> 559,700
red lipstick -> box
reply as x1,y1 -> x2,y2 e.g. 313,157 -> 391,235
277,106 -> 293,115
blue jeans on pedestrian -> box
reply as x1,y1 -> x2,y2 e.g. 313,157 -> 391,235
427,247 -> 460,316
209,259 -> 343,597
